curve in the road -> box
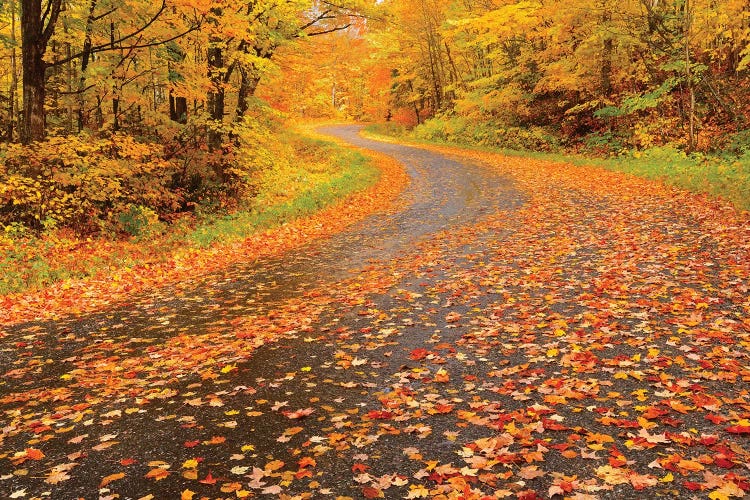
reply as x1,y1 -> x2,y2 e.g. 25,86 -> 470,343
0,126 -> 524,499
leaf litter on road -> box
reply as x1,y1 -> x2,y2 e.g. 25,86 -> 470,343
1,131 -> 749,499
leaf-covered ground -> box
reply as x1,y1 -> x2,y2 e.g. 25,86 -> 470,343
1,127 -> 749,499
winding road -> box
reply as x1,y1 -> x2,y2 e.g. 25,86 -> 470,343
0,126 -> 524,498
2,126 -> 749,499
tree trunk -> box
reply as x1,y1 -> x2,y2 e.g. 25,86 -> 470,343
407,81 -> 421,125
20,48 -> 47,144
20,0 -> 47,143
20,0 -> 62,143
111,20 -> 120,131
600,5 -> 613,97
205,7 -> 225,151
7,0 -> 18,142
236,68 -> 260,120
684,0 -> 697,152
65,36 -> 74,133
207,44 -> 224,151
78,0 -> 98,131
169,92 -> 188,123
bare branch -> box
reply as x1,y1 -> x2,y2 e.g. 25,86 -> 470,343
303,23 -> 352,37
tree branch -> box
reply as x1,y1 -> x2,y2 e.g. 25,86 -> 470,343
297,9 -> 333,32
41,0 -> 63,45
302,24 -> 352,37
50,8 -> 201,68
92,7 -> 118,22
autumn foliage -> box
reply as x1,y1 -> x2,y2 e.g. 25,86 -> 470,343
0,134 -> 179,233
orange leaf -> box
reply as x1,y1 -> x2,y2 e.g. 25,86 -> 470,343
203,436 -> 226,445
677,459 -> 705,472
100,472 -> 125,488
362,486 -> 384,498
434,368 -> 450,383
25,448 -> 45,460
199,472 -> 217,484
145,468 -> 170,481
264,460 -> 285,472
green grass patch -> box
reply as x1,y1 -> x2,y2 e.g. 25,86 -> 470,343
363,124 -> 750,212
189,140 -> 378,247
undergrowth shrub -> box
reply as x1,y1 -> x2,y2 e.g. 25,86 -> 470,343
365,123 -> 408,137
0,134 -> 180,234
581,132 -> 625,155
727,129 -> 750,155
413,116 -> 561,152
116,205 -> 165,238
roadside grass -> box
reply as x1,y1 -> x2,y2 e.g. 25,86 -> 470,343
0,130 -> 380,295
364,124 -> 750,212
189,135 -> 378,247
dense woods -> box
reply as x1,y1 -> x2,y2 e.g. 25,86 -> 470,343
0,0 -> 370,235
279,0 -> 749,155
3,3 -> 750,499
0,0 -> 748,238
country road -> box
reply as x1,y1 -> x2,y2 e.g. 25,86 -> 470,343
1,127 -> 749,499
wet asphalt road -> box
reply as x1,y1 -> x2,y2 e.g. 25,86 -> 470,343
0,126 -> 526,498
7,128 -> 745,499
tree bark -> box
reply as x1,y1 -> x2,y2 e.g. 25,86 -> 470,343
236,68 -> 260,120
169,92 -> 188,123
600,4 -> 613,97
684,0 -> 697,152
20,0 -> 62,143
7,0 -> 19,142
206,7 -> 225,151
206,44 -> 225,151
110,21 -> 119,131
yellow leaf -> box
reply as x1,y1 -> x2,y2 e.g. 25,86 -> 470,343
660,472 -> 674,483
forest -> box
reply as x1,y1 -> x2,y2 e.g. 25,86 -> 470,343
0,0 -> 748,289
2,2 -> 750,499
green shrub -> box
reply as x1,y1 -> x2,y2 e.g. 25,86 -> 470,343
364,123 -> 408,137
116,205 -> 165,238
412,116 -> 561,152
727,129 -> 750,155
581,132 -> 625,155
